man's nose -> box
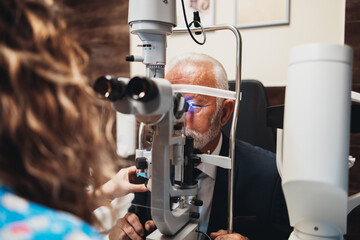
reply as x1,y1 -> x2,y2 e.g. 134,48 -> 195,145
185,112 -> 194,128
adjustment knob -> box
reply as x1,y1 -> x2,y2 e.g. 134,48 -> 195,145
173,124 -> 182,131
190,212 -> 200,219
192,199 -> 203,206
192,155 -> 201,164
135,157 -> 148,170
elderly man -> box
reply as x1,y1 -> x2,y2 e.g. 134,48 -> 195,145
110,53 -> 292,240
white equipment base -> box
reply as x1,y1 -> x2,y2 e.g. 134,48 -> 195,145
146,222 -> 198,240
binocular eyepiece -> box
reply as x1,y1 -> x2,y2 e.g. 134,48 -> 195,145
93,76 -> 126,101
93,76 -> 159,102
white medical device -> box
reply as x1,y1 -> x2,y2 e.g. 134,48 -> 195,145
277,43 -> 360,240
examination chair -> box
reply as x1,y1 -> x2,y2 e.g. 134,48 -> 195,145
222,79 -> 276,153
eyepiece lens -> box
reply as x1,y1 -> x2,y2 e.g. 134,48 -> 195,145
93,76 -> 126,101
131,80 -> 147,100
94,77 -> 111,97
127,77 -> 158,102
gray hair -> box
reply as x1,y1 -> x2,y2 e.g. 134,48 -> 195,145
167,53 -> 229,91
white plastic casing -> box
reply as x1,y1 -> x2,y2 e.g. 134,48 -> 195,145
128,0 -> 176,69
116,113 -> 136,158
282,43 -> 353,237
128,0 -> 176,33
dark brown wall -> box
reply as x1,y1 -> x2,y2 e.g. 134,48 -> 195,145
61,0 -> 131,167
266,87 -> 285,107
62,0 -> 130,82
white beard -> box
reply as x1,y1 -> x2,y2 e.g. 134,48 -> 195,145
184,108 -> 222,150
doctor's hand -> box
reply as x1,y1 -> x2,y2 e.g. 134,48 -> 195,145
109,213 -> 156,240
210,229 -> 248,240
97,166 -> 148,200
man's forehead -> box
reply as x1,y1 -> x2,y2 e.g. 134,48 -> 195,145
167,62 -> 217,87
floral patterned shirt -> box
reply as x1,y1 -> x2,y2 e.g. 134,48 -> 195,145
0,185 -> 103,239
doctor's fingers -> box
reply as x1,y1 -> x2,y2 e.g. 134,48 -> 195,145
144,220 -> 156,234
211,229 -> 248,240
210,229 -> 228,238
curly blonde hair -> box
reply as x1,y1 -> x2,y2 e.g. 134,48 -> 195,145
0,0 -> 117,223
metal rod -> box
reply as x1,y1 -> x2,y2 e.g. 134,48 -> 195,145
138,122 -> 145,150
173,25 -> 242,233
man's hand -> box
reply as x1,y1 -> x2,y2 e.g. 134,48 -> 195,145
109,213 -> 156,240
210,229 -> 248,240
99,166 -> 148,199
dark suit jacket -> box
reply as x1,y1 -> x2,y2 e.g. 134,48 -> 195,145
131,134 -> 292,239
207,135 -> 292,239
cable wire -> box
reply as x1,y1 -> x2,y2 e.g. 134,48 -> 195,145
180,0 -> 206,45
196,230 -> 212,240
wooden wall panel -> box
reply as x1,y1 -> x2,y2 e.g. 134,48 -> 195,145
346,22 -> 360,85
266,86 -> 285,106
61,0 -> 132,167
62,0 -> 130,83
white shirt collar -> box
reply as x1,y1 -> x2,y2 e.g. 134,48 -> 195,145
196,134 -> 222,180
212,133 -> 222,156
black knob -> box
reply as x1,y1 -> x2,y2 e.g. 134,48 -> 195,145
135,157 -> 148,170
125,55 -> 135,62
93,76 -> 126,101
192,155 -> 201,164
192,199 -> 203,206
173,124 -> 182,131
190,212 -> 200,219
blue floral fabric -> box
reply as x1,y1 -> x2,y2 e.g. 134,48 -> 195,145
0,185 -> 103,239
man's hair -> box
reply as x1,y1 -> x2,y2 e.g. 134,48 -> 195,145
167,53 -> 229,91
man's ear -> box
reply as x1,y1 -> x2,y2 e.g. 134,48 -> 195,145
220,99 -> 234,126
